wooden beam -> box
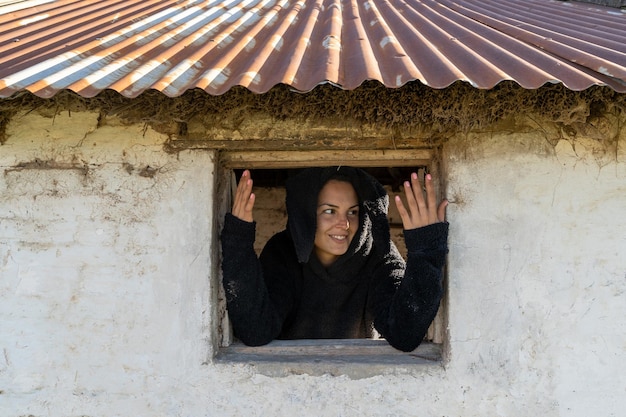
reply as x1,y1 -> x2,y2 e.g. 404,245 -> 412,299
166,137 -> 432,151
215,340 -> 442,377
220,149 -> 434,168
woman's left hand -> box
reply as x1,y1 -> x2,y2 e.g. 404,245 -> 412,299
394,172 -> 448,230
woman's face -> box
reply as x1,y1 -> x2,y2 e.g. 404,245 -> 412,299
314,180 -> 359,267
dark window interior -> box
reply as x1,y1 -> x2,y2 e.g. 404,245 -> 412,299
234,167 -> 428,192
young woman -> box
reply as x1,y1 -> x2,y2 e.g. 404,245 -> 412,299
220,166 -> 448,352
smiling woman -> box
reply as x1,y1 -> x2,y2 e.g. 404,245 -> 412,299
313,179 -> 359,267
219,165 -> 449,352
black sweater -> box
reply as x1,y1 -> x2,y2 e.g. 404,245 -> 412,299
220,167 -> 449,352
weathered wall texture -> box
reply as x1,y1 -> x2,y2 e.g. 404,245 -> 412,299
1,109 -> 625,417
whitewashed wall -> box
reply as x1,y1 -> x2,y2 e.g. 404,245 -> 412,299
1,111 -> 625,417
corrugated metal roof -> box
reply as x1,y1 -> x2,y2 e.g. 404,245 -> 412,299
0,0 -> 624,98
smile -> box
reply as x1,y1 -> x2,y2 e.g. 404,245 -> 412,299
330,235 -> 348,241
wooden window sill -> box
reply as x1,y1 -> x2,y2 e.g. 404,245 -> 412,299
215,339 -> 443,378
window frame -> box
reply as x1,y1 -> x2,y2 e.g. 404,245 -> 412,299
212,148 -> 448,374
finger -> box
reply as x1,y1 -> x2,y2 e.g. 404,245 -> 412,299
425,173 -> 438,223
394,195 -> 412,227
235,170 -> 251,200
233,173 -> 249,209
232,170 -> 255,221
403,177 -> 420,218
244,192 -> 256,217
411,172 -> 427,214
437,199 -> 448,222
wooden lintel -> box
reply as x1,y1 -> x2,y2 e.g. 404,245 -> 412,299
166,137 -> 430,151
220,149 -> 433,168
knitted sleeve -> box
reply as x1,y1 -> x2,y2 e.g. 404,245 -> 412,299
220,214 -> 295,346
372,222 -> 449,352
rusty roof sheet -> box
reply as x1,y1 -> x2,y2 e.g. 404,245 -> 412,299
0,0 -> 625,98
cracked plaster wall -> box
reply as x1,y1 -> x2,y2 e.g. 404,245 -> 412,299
0,110 -> 625,417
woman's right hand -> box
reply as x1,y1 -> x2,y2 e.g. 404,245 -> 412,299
232,169 -> 255,222
394,172 -> 447,230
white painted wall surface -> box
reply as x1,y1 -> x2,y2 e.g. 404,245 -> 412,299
1,111 -> 625,417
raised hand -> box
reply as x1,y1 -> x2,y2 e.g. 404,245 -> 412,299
394,172 -> 448,230
232,169 -> 255,222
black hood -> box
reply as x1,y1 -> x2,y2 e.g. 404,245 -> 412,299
285,166 -> 391,264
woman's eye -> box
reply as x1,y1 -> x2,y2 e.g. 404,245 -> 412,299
320,208 -> 358,216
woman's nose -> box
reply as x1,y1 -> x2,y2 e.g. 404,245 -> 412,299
337,216 -> 350,231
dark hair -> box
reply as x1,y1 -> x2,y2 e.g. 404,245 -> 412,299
322,171 -> 358,194
320,170 -> 364,207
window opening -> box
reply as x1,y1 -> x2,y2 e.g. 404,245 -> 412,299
215,150 -> 447,371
